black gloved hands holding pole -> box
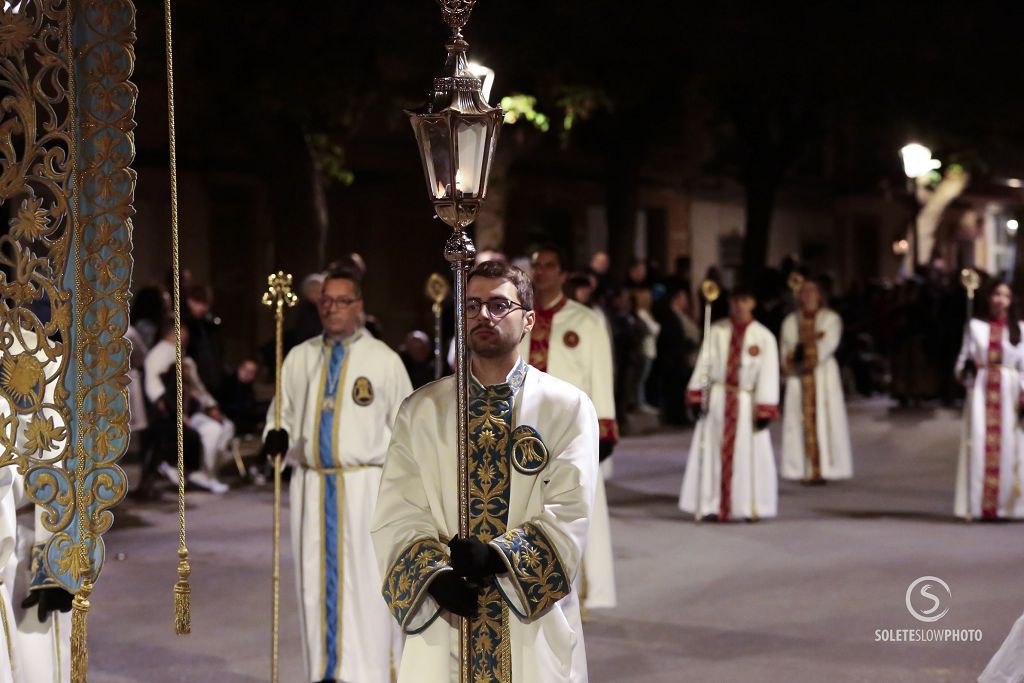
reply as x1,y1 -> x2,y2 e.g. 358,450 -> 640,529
961,359 -> 978,383
792,342 -> 806,367
427,571 -> 479,618
448,535 -> 506,580
22,587 -> 74,621
263,428 -> 289,459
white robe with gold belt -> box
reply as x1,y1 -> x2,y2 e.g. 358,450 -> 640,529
779,309 -> 853,480
372,364 -> 597,682
268,332 -> 413,682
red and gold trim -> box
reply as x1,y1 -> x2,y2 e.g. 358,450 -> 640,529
599,418 -> 619,443
754,404 -> 779,420
686,389 -> 703,406
798,312 -> 822,481
528,296 -> 569,372
982,319 -> 1004,519
719,319 -> 750,521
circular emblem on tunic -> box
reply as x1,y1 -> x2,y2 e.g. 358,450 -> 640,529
748,345 -> 760,357
563,331 -> 579,348
511,425 -> 549,475
352,377 -> 374,406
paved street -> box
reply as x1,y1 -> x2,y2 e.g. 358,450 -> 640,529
87,399 -> 1021,682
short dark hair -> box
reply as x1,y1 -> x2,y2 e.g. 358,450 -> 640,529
323,268 -> 362,299
531,243 -> 569,272
468,260 -> 534,311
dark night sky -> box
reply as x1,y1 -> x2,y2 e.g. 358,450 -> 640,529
130,1 -> 1024,185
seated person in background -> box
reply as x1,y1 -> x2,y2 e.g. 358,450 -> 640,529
219,359 -> 263,436
145,318 -> 233,494
399,330 -> 436,389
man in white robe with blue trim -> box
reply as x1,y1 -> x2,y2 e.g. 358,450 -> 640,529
264,269 -> 412,683
372,261 -> 598,683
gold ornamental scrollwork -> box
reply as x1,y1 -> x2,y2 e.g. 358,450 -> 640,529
0,0 -> 74,475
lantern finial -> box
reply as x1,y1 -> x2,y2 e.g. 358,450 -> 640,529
436,0 -> 477,37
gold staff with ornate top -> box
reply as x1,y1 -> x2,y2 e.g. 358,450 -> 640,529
960,268 -> 980,523
695,279 -> 720,523
262,272 -> 298,682
406,1 -> 503,678
425,273 -> 450,379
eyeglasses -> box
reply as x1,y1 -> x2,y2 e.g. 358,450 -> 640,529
466,297 -> 528,320
321,296 -> 361,309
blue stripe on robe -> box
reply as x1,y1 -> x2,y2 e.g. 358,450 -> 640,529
319,342 -> 345,678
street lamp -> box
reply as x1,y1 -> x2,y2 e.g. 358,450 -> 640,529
900,142 -> 941,269
406,2 -> 503,678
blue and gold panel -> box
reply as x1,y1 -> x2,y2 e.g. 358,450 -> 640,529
491,522 -> 571,620
382,537 -> 451,632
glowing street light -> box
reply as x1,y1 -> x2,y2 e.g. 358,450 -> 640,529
900,142 -> 941,269
900,143 -> 941,179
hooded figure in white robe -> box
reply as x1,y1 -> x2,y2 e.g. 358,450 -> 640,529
680,290 -> 780,521
373,262 -> 597,682
779,280 -> 853,482
265,272 -> 412,682
953,281 -> 1024,520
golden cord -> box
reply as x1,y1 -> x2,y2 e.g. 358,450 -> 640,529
64,3 -> 94,680
162,0 -> 191,634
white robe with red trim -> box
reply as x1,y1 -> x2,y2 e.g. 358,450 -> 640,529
779,309 -> 853,480
519,296 -> 617,609
954,319 -> 1024,520
679,319 -> 780,520
372,365 -> 598,683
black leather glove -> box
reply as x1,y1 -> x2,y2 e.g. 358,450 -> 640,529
599,441 -> 615,462
449,535 -> 506,580
427,571 -> 478,618
793,343 -> 806,365
263,428 -> 289,458
962,359 -> 977,381
22,587 -> 74,621
754,418 -> 771,432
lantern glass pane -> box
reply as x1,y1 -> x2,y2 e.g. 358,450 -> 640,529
455,118 -> 487,198
417,119 -> 454,198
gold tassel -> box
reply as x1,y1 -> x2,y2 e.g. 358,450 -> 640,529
71,581 -> 92,683
174,546 -> 191,635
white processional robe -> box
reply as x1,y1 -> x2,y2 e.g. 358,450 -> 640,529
779,308 -> 853,481
954,318 -> 1024,520
520,296 -> 617,609
980,608 -> 1024,683
680,319 -> 780,520
268,332 -> 413,682
372,362 -> 598,683
0,465 -> 18,683
0,327 -> 70,683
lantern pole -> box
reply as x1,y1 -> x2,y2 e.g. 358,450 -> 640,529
406,2 -> 503,680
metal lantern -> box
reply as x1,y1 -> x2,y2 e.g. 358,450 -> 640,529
407,4 -> 503,229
